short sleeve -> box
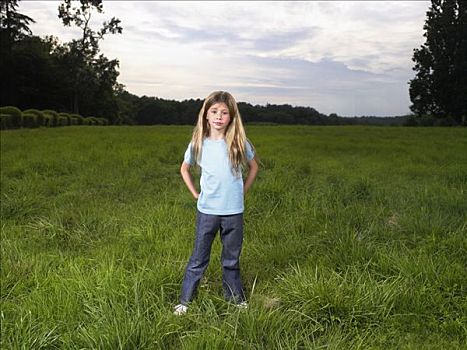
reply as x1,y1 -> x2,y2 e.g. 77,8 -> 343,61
245,140 -> 255,161
184,142 -> 194,165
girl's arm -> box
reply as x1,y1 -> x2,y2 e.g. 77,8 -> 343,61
180,161 -> 199,199
244,157 -> 259,194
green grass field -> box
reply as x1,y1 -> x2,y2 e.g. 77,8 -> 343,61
1,125 -> 466,349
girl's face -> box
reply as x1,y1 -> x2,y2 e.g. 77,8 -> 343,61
206,102 -> 231,133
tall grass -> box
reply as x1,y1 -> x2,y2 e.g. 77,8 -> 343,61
1,125 -> 466,349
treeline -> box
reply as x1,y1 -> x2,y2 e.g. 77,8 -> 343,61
1,0 -> 123,124
1,33 -> 122,124
116,92 -> 411,126
0,106 -> 109,130
1,0 -> 464,128
118,92 -> 334,125
116,92 -> 459,126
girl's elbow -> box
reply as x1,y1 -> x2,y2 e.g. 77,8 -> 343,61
180,163 -> 190,174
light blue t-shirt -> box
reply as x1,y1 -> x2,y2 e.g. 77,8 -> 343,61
184,138 -> 255,215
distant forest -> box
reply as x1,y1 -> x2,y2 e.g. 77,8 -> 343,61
117,92 -> 414,126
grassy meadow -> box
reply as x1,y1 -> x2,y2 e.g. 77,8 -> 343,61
1,125 -> 466,349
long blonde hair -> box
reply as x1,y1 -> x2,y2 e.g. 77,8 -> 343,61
190,91 -> 251,174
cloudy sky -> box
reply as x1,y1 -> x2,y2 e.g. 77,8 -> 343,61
20,1 -> 430,116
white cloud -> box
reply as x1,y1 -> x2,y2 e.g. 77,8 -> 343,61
19,1 -> 430,116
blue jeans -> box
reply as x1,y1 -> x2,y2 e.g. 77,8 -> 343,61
180,210 -> 245,304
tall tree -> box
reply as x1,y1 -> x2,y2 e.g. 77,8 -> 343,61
0,0 -> 35,53
58,0 -> 122,116
409,0 -> 467,124
6,35 -> 70,110
0,0 -> 35,106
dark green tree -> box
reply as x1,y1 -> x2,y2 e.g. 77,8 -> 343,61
58,0 -> 122,118
409,0 -> 467,124
8,35 -> 71,110
0,0 -> 35,105
0,0 -> 35,52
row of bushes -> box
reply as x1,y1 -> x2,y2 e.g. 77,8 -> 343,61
0,106 -> 110,130
403,114 -> 464,127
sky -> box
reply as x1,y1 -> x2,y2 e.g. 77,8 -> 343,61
19,1 -> 430,117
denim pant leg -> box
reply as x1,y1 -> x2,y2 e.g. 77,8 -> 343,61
219,213 -> 245,302
180,211 -> 219,304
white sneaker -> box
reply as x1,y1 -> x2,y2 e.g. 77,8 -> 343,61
173,304 -> 188,315
235,301 -> 248,309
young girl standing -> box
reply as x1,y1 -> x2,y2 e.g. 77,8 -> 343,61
174,91 -> 258,315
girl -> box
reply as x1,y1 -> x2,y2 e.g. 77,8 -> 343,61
174,91 -> 259,315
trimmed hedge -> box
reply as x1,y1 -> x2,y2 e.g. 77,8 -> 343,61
0,114 -> 13,129
57,116 -> 68,126
22,113 -> 39,128
42,110 -> 59,127
43,114 -> 53,127
24,109 -> 46,126
0,106 -> 22,128
85,117 -> 98,125
0,106 -> 111,129
71,113 -> 85,125
97,117 -> 109,125
58,113 -> 71,126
